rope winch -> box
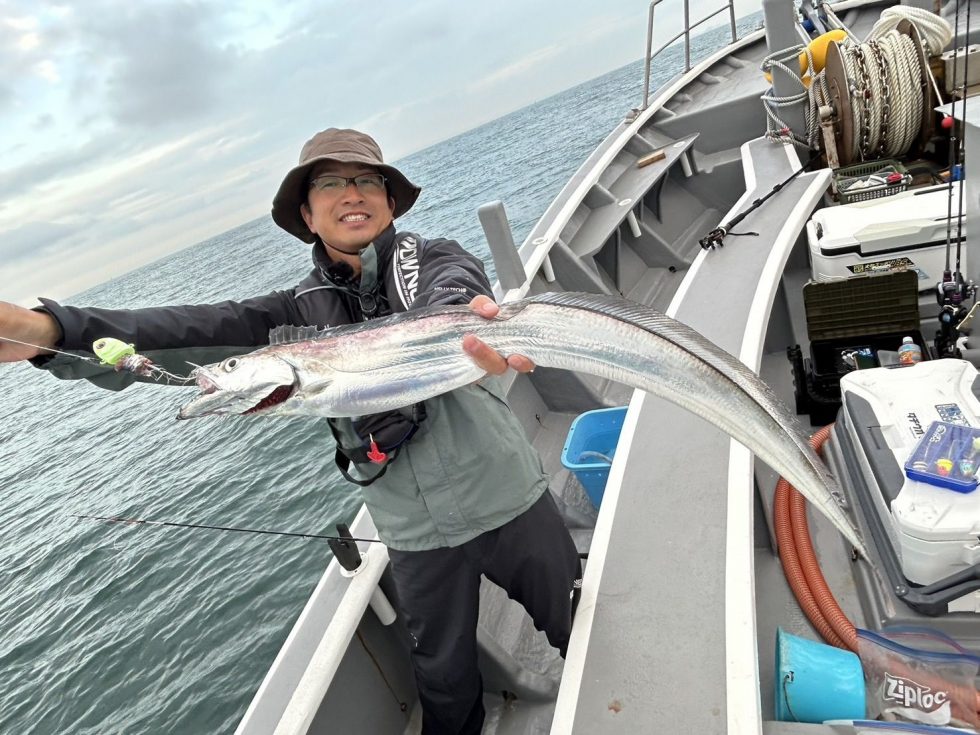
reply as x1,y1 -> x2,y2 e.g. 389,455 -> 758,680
762,7 -> 951,167
823,25 -> 931,166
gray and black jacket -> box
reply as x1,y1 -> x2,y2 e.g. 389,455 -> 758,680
35,225 -> 549,551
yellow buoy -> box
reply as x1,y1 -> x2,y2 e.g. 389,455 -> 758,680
764,29 -> 848,87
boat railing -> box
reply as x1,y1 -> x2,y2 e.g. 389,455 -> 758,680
639,0 -> 740,111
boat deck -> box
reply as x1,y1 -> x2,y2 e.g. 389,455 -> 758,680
552,138 -> 833,733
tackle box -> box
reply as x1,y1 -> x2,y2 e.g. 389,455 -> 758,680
789,271 -> 926,425
807,181 -> 966,291
904,420 -> 980,494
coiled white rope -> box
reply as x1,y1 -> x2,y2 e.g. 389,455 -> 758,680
761,44 -> 818,148
838,30 -> 924,161
867,6 -> 953,55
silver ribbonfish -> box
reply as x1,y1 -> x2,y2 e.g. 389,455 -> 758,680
177,291 -> 869,558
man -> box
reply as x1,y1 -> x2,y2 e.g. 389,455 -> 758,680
0,128 -> 581,735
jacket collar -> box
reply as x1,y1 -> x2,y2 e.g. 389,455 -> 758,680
310,224 -> 397,275
309,225 -> 396,319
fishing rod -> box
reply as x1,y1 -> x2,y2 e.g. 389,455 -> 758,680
941,0 -> 962,282
935,0 -> 978,358
73,514 -> 384,544
75,513 -> 591,560
955,0 -> 971,288
699,150 -> 823,250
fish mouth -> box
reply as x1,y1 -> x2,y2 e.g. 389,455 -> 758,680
242,384 -> 295,415
177,366 -> 296,420
195,370 -> 220,395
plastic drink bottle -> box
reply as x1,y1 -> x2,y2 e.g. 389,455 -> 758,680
897,336 -> 922,365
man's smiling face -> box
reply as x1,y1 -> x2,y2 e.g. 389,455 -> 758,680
301,161 -> 396,253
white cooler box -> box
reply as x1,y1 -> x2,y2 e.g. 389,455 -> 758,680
839,359 -> 980,614
808,182 -> 967,290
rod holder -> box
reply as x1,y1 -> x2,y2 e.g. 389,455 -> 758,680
328,523 -> 362,572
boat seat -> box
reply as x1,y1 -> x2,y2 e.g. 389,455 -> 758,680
655,89 -> 768,154
564,133 -> 698,260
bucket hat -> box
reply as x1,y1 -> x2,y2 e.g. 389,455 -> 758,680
271,128 -> 421,243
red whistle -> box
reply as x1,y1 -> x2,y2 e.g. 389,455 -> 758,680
367,435 -> 387,464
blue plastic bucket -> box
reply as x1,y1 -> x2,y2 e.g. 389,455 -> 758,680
774,628 -> 866,723
560,406 -> 627,507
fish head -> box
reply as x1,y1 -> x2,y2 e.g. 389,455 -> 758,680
177,351 -> 300,419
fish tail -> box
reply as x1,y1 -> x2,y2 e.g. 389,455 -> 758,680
515,292 -> 869,559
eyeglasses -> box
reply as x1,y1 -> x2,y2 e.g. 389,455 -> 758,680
309,173 -> 386,194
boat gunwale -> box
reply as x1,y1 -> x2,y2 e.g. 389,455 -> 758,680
494,26 -> 767,304
495,0 -> 891,307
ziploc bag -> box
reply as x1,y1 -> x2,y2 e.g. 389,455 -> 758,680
857,628 -> 980,730
826,720 -> 980,734
904,421 -> 980,493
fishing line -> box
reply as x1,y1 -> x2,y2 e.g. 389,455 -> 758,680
0,335 -> 101,363
0,334 -> 194,384
73,513 -> 385,544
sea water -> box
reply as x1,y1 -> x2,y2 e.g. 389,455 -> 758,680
0,20 -> 759,734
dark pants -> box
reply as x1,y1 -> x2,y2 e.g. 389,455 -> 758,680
388,491 -> 582,735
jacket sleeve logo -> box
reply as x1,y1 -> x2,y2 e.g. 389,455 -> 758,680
393,235 -> 420,309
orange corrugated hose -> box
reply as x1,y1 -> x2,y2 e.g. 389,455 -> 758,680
774,424 -> 980,715
772,431 -> 849,649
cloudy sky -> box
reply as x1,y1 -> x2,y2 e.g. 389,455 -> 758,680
1,0 -> 754,307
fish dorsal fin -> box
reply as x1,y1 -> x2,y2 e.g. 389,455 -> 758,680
268,325 -> 332,346
521,291 -> 791,423
266,306 -> 467,347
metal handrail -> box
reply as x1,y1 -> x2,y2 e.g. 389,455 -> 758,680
640,0 -> 739,111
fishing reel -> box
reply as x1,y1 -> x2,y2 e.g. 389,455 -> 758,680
936,270 -> 973,307
699,227 -> 728,250
935,270 -> 977,358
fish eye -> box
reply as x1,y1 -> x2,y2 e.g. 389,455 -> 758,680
222,358 -> 239,372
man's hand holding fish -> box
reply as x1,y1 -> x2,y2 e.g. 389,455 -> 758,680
464,294 -> 535,375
